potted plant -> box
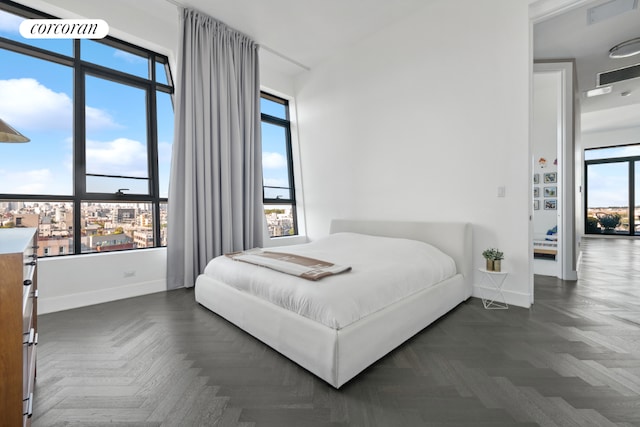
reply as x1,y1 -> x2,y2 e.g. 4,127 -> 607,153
598,213 -> 621,233
482,248 -> 504,272
492,249 -> 504,272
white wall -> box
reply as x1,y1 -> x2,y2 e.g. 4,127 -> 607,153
581,126 -> 640,150
38,248 -> 167,314
294,0 -> 532,307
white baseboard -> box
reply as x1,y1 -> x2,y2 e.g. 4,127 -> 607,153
472,285 -> 531,308
39,279 -> 167,314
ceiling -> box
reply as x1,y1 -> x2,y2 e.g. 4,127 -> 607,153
170,0 -> 427,76
534,0 -> 640,133
121,0 -> 640,134
177,0 -> 640,134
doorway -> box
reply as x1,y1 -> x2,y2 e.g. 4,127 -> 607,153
532,62 -> 577,281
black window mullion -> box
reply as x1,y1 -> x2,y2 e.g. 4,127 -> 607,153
630,160 -> 636,235
148,85 -> 162,246
0,38 -> 74,67
261,114 -> 294,203
584,162 -> 589,235
74,39 -> 85,255
260,93 -> 297,237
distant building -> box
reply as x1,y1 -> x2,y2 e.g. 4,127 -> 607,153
12,213 -> 38,228
39,216 -> 52,237
88,233 -> 134,252
264,207 -> 294,237
133,229 -> 154,248
84,224 -> 101,236
269,224 -> 284,237
96,242 -> 135,252
38,236 -> 73,257
115,208 -> 136,224
137,212 -> 153,227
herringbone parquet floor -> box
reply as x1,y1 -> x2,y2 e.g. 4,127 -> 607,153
32,237 -> 640,426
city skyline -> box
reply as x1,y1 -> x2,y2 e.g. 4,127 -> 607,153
0,200 -> 167,256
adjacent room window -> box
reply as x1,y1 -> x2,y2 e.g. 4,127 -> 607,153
585,144 -> 640,236
0,3 -> 173,256
261,92 -> 297,237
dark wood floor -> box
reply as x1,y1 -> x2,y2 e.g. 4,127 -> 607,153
32,237 -> 640,426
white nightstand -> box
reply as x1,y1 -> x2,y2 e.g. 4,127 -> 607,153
478,268 -> 509,309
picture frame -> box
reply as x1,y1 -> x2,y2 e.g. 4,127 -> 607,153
544,199 -> 557,210
534,200 -> 540,210
533,187 -> 540,198
544,172 -> 557,183
533,173 -> 539,184
544,186 -> 557,197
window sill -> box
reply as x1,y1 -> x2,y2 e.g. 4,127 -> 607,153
263,234 -> 308,247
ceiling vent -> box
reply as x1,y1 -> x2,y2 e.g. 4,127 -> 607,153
597,63 -> 640,86
587,0 -> 638,25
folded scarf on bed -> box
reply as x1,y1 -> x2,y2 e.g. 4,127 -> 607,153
225,248 -> 351,281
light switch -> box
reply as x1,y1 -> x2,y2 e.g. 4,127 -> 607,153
497,186 -> 506,197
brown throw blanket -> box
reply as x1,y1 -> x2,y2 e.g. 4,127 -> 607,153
225,249 -> 351,281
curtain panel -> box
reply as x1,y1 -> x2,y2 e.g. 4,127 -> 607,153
167,8 -> 263,289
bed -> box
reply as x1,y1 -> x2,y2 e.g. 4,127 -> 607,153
533,226 -> 558,259
195,220 -> 473,388
533,239 -> 557,258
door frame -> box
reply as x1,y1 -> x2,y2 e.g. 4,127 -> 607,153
533,62 -> 578,282
529,0 -> 587,300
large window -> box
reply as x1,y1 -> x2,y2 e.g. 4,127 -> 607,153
0,3 -> 173,256
585,144 -> 640,236
261,92 -> 297,237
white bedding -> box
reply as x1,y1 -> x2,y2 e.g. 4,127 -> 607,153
202,232 -> 457,330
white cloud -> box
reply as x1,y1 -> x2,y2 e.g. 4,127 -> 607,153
0,169 -> 53,194
86,138 -> 148,177
0,10 -> 23,34
0,78 -> 72,131
262,152 -> 287,169
114,50 -> 146,64
0,78 -> 119,133
86,106 -> 121,131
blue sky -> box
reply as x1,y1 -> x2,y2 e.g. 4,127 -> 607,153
0,8 -> 289,202
0,9 -> 173,198
586,161 -> 640,210
260,97 -> 291,199
585,146 -> 640,209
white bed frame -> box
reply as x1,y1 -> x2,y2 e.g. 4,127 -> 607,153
195,220 -> 473,388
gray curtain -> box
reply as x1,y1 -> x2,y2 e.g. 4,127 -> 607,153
167,8 -> 263,289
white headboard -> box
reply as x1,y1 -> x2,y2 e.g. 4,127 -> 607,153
329,220 -> 473,289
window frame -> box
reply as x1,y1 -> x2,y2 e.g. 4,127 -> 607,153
584,144 -> 639,236
0,1 -> 173,256
260,91 -> 298,237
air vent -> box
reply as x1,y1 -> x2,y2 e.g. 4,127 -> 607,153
587,0 -> 638,25
597,63 -> 640,86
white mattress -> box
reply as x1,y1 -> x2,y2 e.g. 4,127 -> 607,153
202,232 -> 457,330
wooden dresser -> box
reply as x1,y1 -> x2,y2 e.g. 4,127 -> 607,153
0,228 -> 38,426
